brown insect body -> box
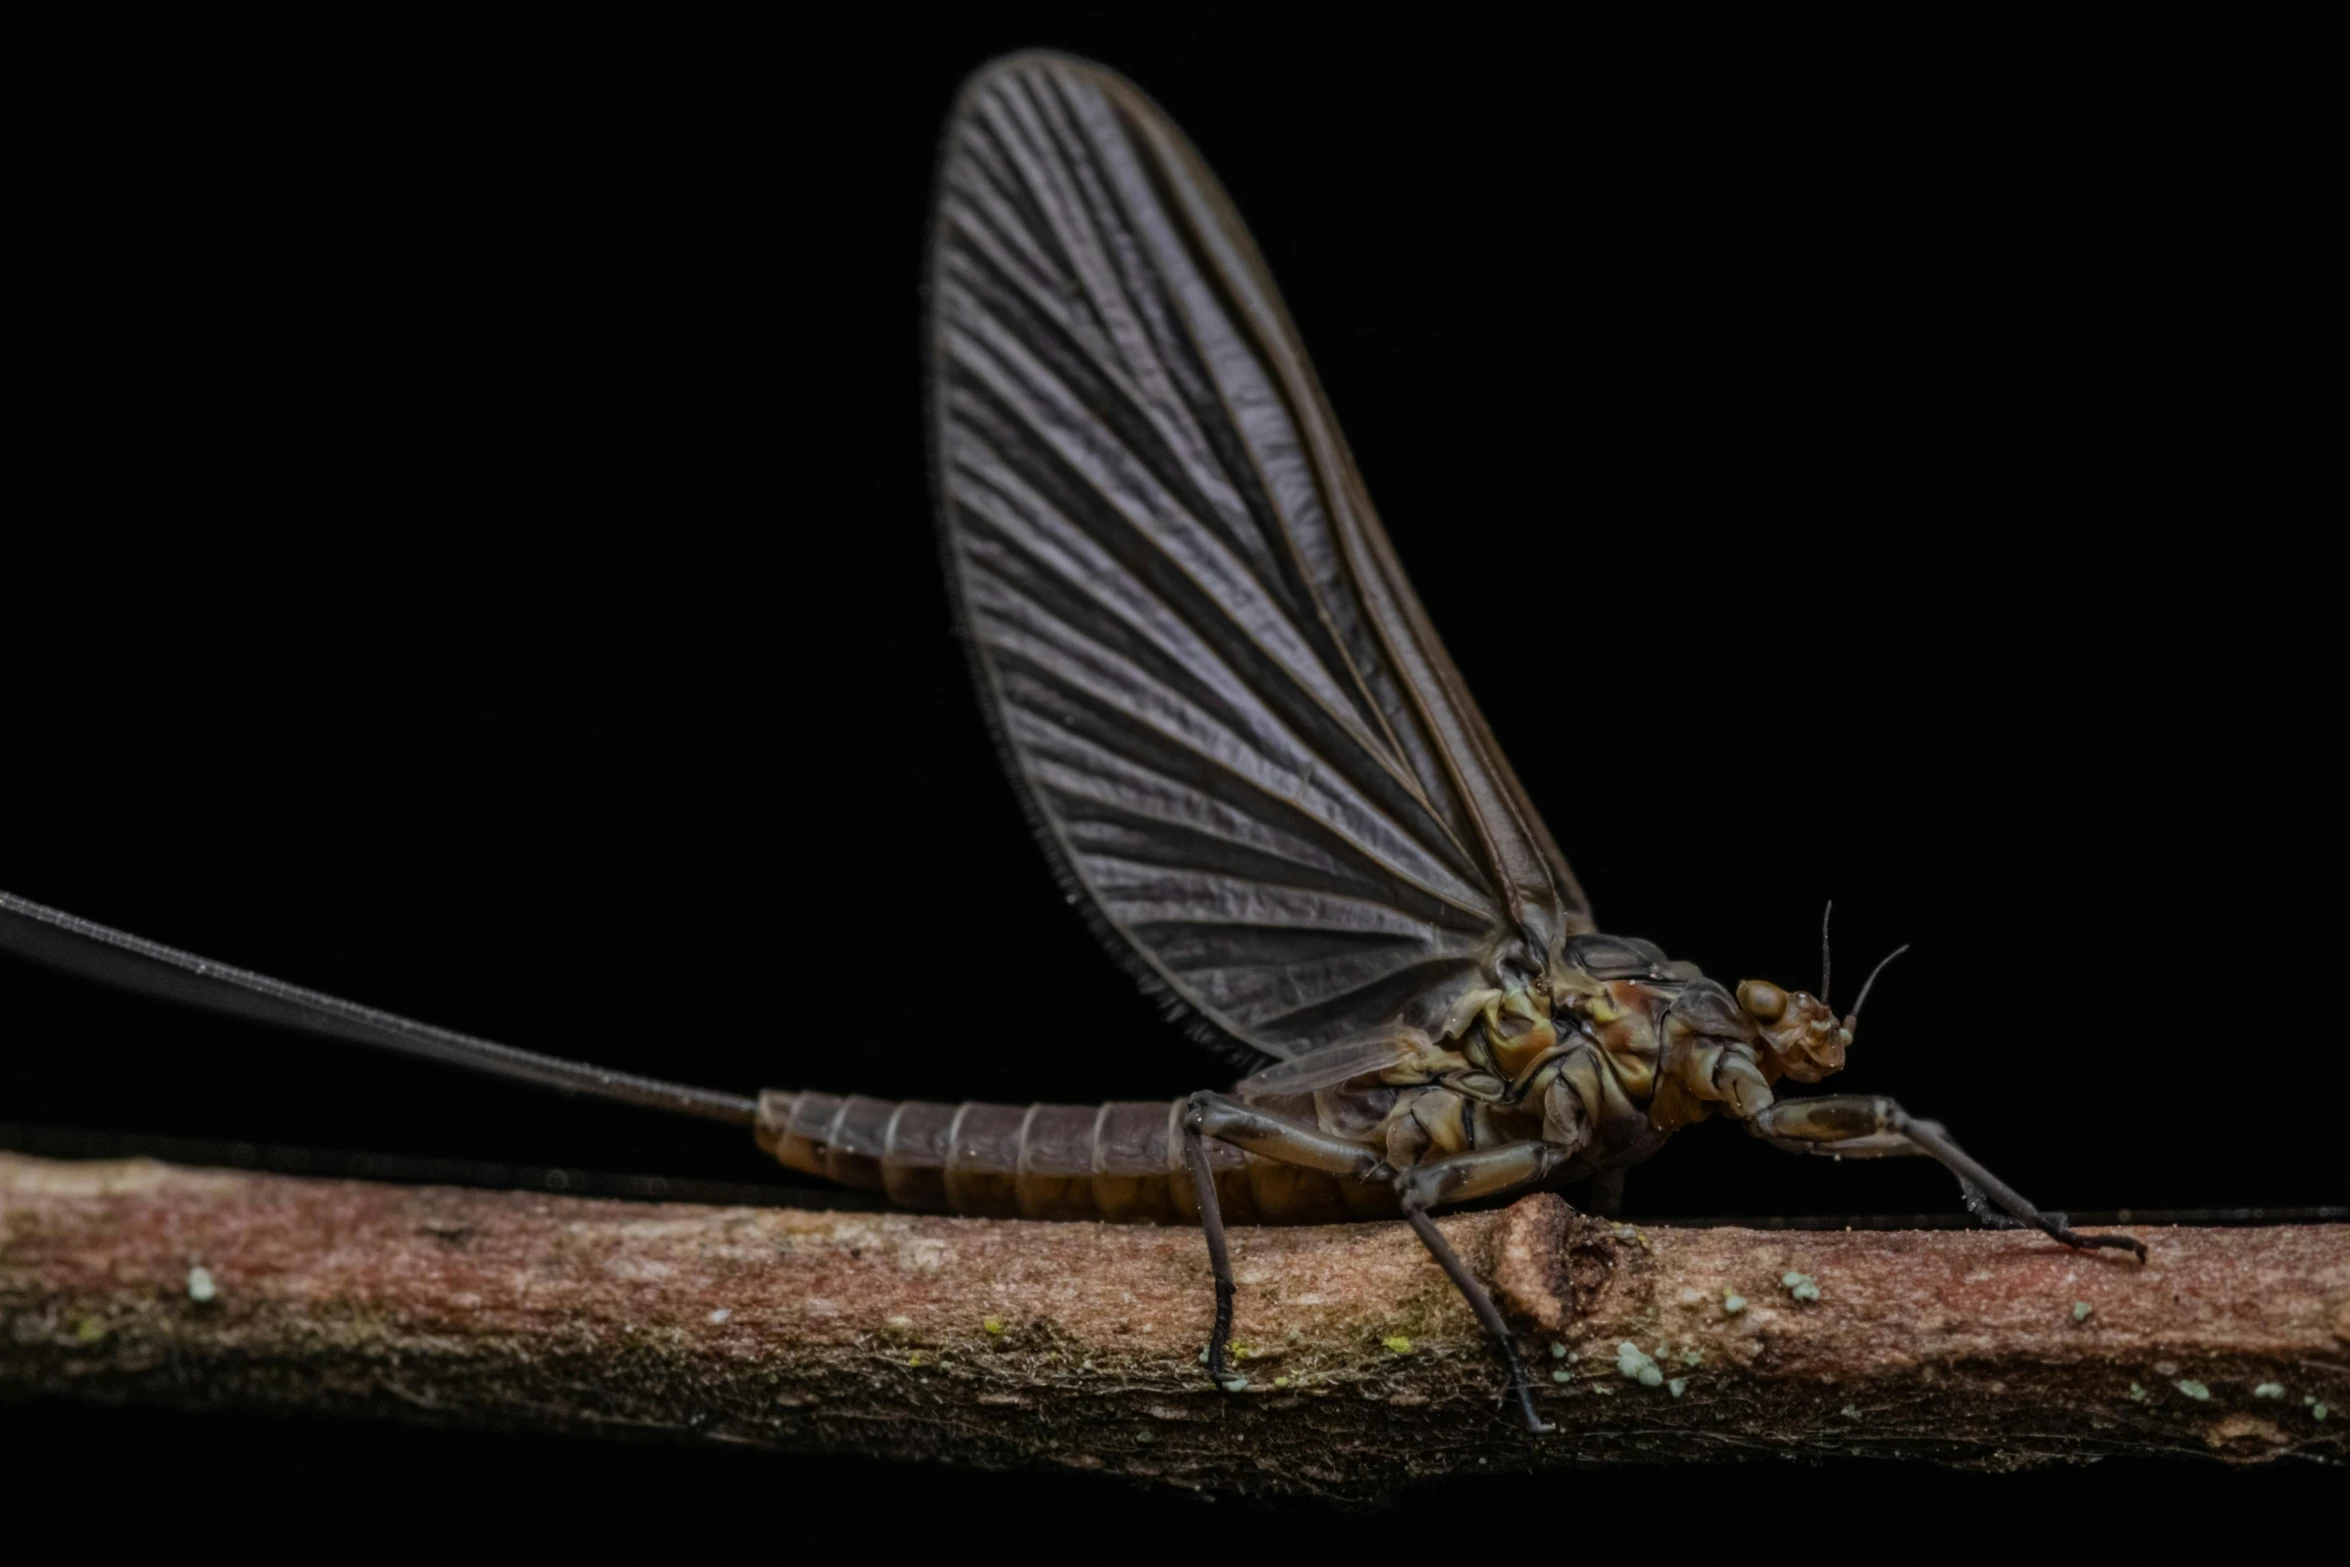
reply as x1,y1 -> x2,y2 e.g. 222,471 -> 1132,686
755,939 -> 1832,1225
755,1092 -> 1402,1224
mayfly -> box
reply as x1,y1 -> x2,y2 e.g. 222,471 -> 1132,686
0,51 -> 2144,1433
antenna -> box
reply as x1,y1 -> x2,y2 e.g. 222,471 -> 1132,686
1846,943 -> 1912,1026
1819,899 -> 1834,1006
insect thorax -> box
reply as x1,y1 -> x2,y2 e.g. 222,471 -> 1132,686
1336,933 -> 1785,1175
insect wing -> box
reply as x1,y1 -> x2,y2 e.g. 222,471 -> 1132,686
1230,1036 -> 1420,1100
930,55 -> 1592,1066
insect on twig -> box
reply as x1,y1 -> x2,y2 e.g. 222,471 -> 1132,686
0,51 -> 2147,1436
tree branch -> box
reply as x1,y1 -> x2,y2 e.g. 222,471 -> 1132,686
2,1153 -> 2341,1498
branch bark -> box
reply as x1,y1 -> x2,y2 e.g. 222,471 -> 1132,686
2,1153 -> 2342,1498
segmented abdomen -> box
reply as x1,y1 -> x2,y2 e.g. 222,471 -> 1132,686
756,1091 -> 1396,1224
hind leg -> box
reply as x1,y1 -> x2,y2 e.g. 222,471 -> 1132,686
1181,1091 -> 1390,1385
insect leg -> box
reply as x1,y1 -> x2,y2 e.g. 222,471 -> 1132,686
1179,1105 -> 1240,1387
1393,1141 -> 1565,1435
1188,1091 -> 1394,1178
1750,1095 -> 2147,1261
1183,1091 -> 1392,1387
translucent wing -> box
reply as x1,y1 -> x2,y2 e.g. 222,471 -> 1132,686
931,54 -> 1593,1066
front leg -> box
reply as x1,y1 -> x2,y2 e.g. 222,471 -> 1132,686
1751,1095 -> 2147,1261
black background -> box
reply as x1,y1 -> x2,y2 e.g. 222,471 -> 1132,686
5,10 -> 2336,1538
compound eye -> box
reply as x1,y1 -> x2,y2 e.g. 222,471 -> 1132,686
1737,979 -> 1787,1023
